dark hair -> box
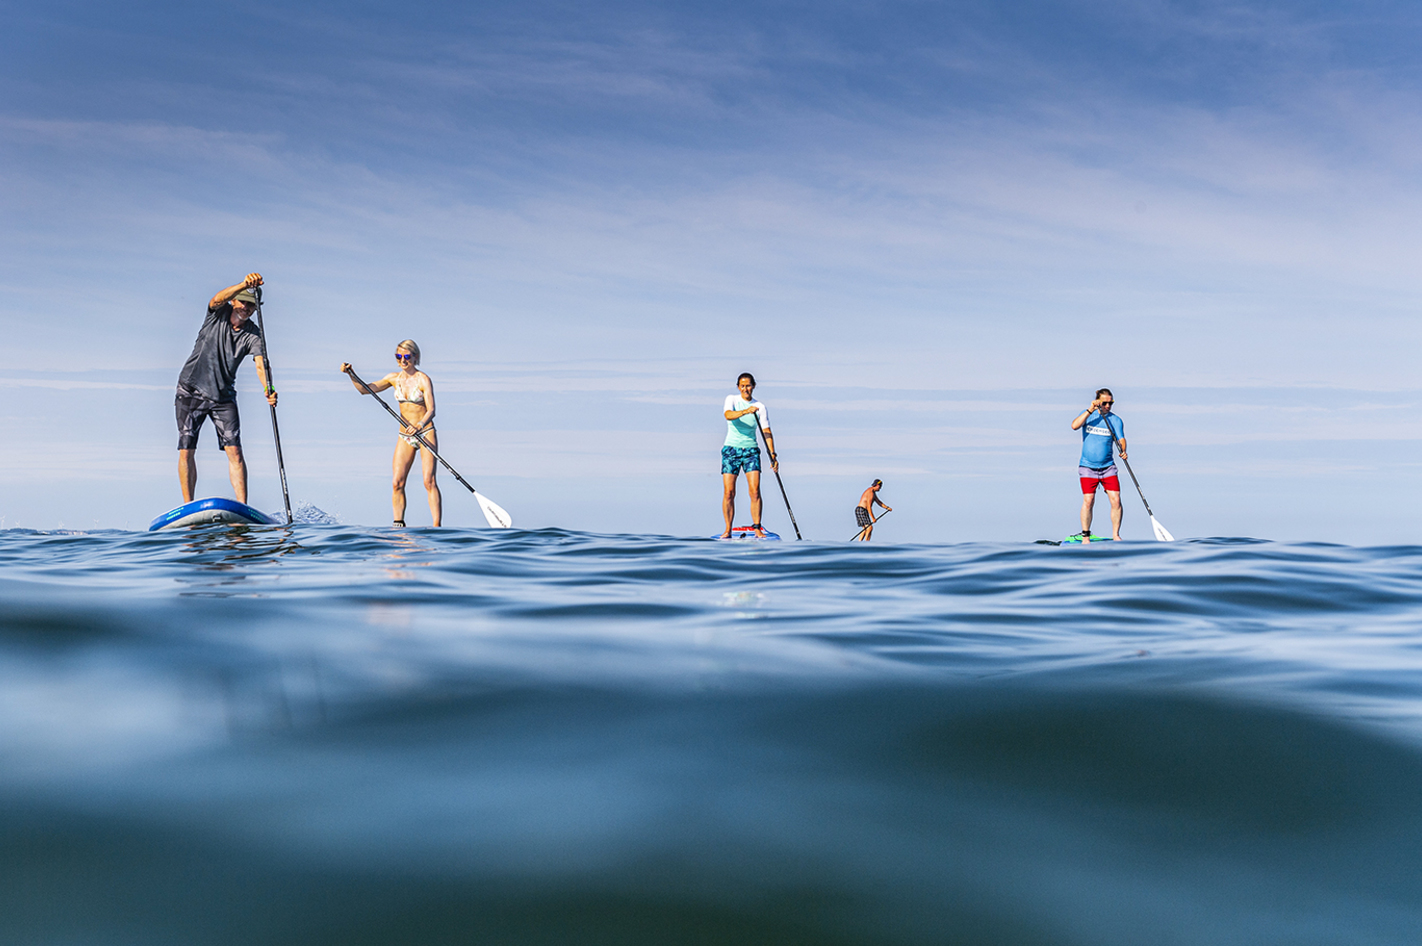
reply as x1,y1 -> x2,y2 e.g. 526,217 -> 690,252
737,372 -> 756,386
1095,388 -> 1113,399
872,479 -> 882,487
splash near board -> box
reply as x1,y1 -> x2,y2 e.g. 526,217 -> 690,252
714,526 -> 782,541
148,498 -> 278,532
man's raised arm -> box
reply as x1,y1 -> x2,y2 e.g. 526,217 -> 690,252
209,272 -> 263,310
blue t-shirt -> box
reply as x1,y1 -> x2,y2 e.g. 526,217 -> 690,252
1079,411 -> 1123,469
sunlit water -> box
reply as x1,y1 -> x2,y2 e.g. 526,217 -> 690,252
2,525 -> 1422,944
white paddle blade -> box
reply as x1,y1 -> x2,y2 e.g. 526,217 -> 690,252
1150,516 -> 1175,542
476,493 -> 513,529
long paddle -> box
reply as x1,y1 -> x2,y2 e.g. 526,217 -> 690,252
1098,409 -> 1173,542
850,508 -> 890,541
343,366 -> 512,529
251,287 -> 292,525
755,420 -> 802,540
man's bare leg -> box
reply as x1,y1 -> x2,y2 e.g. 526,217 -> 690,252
721,473 -> 737,537
178,449 -> 197,503
1080,491 -> 1095,538
224,445 -> 248,504
1108,489 -> 1123,540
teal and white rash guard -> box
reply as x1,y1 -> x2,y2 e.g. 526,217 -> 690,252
723,394 -> 769,448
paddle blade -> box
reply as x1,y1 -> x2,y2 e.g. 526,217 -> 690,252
476,492 -> 513,529
1150,516 -> 1175,542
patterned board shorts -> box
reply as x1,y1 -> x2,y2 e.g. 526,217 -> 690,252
176,389 -> 241,449
721,446 -> 761,475
856,506 -> 873,527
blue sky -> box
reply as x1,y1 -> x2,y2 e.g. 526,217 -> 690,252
2,1 -> 1421,540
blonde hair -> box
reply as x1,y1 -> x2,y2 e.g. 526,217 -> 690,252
396,339 -> 421,366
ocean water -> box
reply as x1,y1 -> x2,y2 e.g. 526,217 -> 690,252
2,526 -> 1422,945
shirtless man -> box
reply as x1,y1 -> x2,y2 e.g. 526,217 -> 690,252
854,479 -> 891,541
174,273 -> 276,503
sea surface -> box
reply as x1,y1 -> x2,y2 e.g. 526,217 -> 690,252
3,524 -> 1422,945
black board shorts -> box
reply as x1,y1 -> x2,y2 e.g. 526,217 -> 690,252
176,388 -> 241,449
856,506 -> 873,528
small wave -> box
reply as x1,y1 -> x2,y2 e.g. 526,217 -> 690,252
286,502 -> 342,525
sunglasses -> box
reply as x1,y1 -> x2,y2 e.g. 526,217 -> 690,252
395,353 -> 414,361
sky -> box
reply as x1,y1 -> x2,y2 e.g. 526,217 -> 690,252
2,0 -> 1421,541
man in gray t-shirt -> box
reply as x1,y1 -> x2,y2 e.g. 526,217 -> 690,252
174,273 -> 278,504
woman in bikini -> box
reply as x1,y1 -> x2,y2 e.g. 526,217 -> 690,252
342,340 -> 442,527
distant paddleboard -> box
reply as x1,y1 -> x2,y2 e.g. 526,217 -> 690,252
714,526 -> 782,541
148,498 -> 278,532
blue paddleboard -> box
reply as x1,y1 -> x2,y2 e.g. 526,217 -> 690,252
713,526 -> 782,541
148,498 -> 278,532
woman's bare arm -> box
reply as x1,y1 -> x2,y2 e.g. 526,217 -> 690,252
414,374 -> 436,428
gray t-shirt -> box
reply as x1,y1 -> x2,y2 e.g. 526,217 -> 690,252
176,303 -> 263,402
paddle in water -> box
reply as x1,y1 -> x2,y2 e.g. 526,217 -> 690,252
251,287 -> 292,525
343,365 -> 512,528
756,423 -> 802,540
1118,453 -> 1174,541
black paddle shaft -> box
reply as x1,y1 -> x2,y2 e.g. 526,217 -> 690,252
850,507 -> 890,541
343,366 -> 482,498
755,423 -> 802,540
252,288 -> 292,525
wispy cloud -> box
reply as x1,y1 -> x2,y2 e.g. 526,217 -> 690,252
4,1 -> 1422,535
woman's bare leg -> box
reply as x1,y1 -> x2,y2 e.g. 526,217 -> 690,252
392,438 -> 417,524
746,470 -> 763,531
721,472 -> 738,537
421,433 -> 442,527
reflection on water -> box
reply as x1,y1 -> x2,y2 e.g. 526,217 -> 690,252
1,526 -> 1421,943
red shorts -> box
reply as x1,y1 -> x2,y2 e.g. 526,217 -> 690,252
1079,466 -> 1120,494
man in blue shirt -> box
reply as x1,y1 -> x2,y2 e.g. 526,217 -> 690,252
1070,388 -> 1126,541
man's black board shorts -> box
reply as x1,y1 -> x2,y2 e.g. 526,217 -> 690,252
856,506 -> 873,528
176,387 -> 241,449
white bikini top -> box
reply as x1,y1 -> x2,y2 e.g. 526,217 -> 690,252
394,375 -> 425,405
